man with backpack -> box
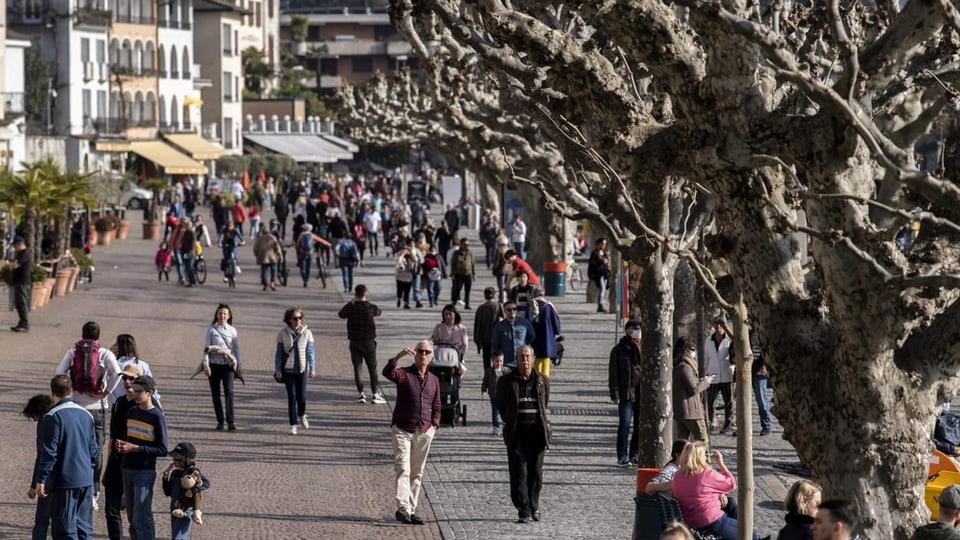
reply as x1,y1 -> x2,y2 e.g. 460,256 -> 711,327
55,321 -> 122,512
336,236 -> 362,294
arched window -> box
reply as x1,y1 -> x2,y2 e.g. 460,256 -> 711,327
170,46 -> 178,77
109,38 -> 120,67
109,91 -> 120,118
118,0 -> 129,21
145,92 -> 156,121
181,0 -> 191,27
182,48 -> 190,79
132,91 -> 143,124
121,39 -> 132,70
159,95 -> 167,125
157,44 -> 166,77
141,0 -> 151,22
170,96 -> 179,127
169,0 -> 179,24
144,42 -> 155,72
130,0 -> 141,21
122,91 -> 132,123
133,40 -> 143,74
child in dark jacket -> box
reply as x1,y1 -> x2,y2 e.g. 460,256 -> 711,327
480,351 -> 511,436
162,442 -> 210,539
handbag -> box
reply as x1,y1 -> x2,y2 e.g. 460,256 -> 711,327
276,331 -> 301,383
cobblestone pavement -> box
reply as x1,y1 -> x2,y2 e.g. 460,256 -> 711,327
0,214 -> 804,539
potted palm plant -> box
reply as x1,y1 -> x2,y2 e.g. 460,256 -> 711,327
143,178 -> 168,241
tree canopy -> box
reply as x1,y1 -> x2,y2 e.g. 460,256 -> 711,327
333,1 -> 960,536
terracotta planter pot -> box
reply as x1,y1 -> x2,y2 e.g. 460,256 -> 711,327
97,231 -> 113,246
89,229 -> 99,244
31,283 -> 43,310
41,278 -> 55,307
117,220 -> 130,240
143,221 -> 161,241
67,266 -> 79,293
54,269 -> 71,297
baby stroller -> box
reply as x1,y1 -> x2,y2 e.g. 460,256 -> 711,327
429,345 -> 467,427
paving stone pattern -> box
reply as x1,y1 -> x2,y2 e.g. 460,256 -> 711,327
0,214 -> 804,539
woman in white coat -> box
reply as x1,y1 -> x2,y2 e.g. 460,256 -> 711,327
703,318 -> 734,434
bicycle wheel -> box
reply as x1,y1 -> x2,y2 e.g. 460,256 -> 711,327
567,265 -> 580,291
195,258 -> 207,284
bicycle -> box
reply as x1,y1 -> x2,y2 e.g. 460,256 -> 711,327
566,260 -> 584,291
314,251 -> 327,289
194,255 -> 207,285
222,254 -> 239,288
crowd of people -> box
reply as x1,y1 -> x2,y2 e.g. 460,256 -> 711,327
22,170 -> 942,540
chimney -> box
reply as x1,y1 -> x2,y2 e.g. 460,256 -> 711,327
295,116 -> 304,132
270,114 -> 280,132
282,114 -> 291,133
258,114 -> 267,132
244,114 -> 254,132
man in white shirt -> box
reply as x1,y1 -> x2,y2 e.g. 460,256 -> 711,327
54,321 -> 121,510
509,214 -> 528,259
363,205 -> 383,257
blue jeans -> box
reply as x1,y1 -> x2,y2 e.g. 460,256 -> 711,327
260,262 -> 277,286
174,251 -> 185,281
706,514 -> 757,540
283,370 -> 308,425
489,399 -> 501,428
596,276 -> 608,307
513,241 -> 525,259
340,264 -> 354,291
171,511 -> 194,540
122,468 -> 157,540
617,401 -> 634,460
426,279 -> 441,306
299,252 -> 312,284
368,232 -> 379,255
753,377 -> 772,430
412,274 -> 422,302
49,485 -> 93,540
183,254 -> 197,284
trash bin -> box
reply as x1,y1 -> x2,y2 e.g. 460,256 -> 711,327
543,262 -> 566,297
927,470 -> 960,519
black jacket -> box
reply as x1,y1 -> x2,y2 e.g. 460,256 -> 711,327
777,513 -> 813,540
934,412 -> 960,455
608,336 -> 641,402
496,370 -> 551,450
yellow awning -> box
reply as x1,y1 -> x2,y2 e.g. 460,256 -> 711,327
95,139 -> 132,152
162,133 -> 226,161
129,141 -> 208,175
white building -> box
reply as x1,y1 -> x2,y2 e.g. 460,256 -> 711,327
238,0 -> 279,93
157,0 -> 196,132
2,32 -> 30,171
195,0 -> 248,155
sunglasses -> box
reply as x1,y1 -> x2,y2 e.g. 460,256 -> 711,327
122,375 -> 136,381
415,349 -> 433,355
291,316 -> 302,320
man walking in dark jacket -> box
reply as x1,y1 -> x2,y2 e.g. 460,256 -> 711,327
32,374 -> 100,539
10,235 -> 32,332
496,345 -> 551,524
609,320 -> 641,467
338,284 -> 386,404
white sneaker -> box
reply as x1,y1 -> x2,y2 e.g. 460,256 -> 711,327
92,492 -> 100,511
299,415 -> 309,429
371,394 -> 387,405
290,425 -> 298,435
356,393 -> 367,403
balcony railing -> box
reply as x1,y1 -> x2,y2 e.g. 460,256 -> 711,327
3,92 -> 25,115
115,14 -> 155,24
158,70 -> 168,78
93,117 -> 129,134
111,64 -> 158,78
75,6 -> 112,27
182,72 -> 191,80
181,21 -> 192,30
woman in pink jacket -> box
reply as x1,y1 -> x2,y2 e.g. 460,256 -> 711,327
671,441 -> 758,540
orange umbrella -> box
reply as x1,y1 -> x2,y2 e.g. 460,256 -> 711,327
242,169 -> 250,190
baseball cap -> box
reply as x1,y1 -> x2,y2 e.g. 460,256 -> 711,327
625,319 -> 641,330
131,375 -> 157,392
120,364 -> 143,378
941,485 -> 960,509
169,442 -> 197,460
13,235 -> 25,244
302,224 -> 313,232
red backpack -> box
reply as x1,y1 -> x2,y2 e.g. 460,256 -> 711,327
71,339 -> 104,394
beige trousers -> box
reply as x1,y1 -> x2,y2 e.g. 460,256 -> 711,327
391,425 -> 437,514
